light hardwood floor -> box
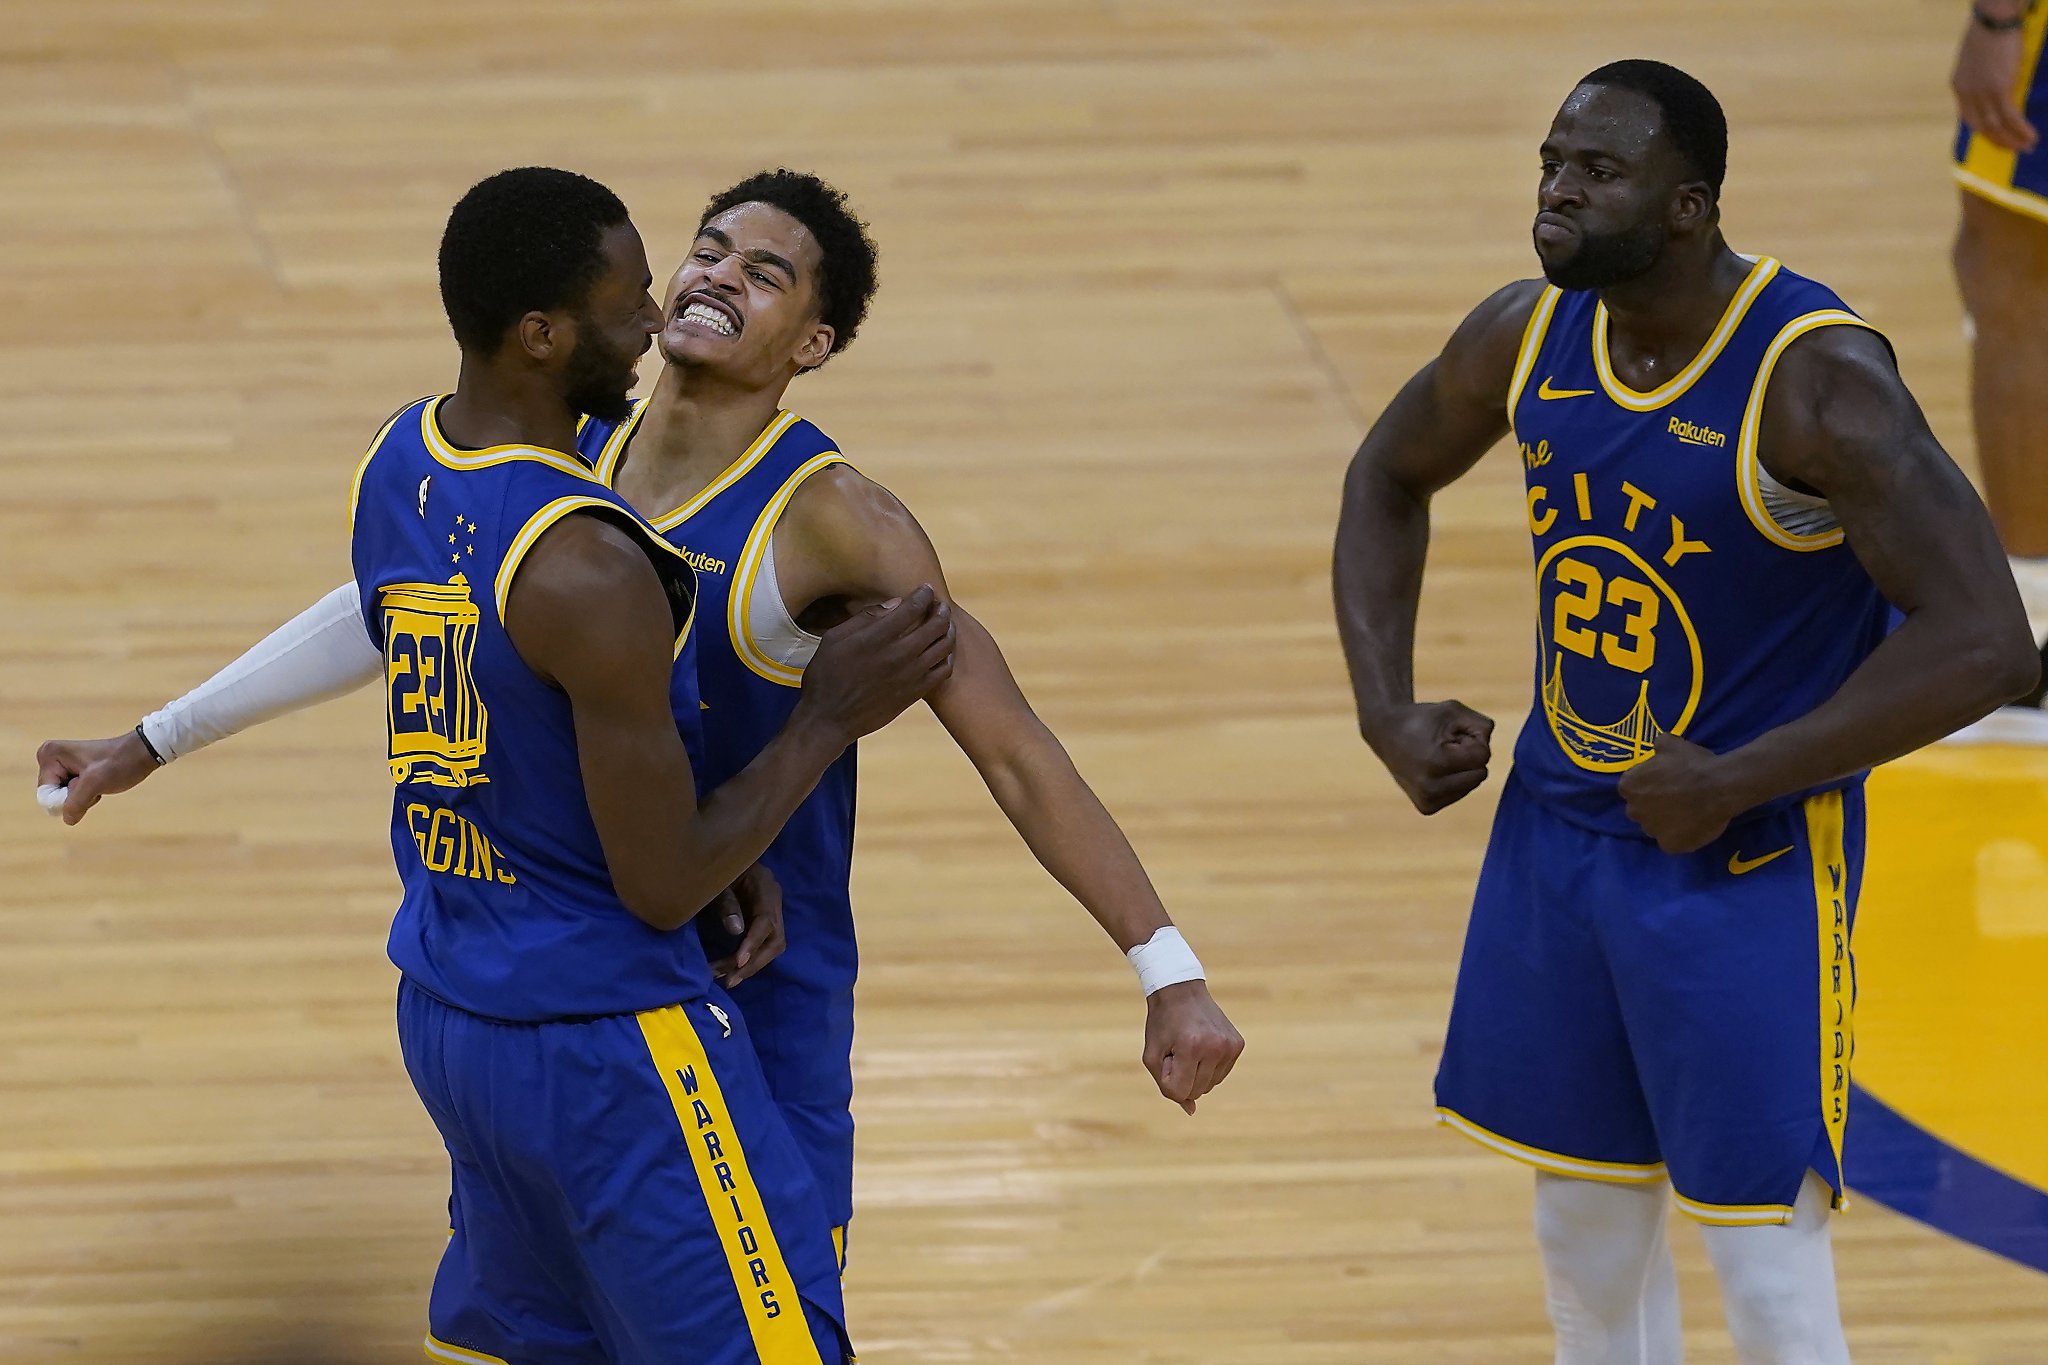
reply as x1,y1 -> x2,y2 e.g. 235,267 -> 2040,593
4,2 -> 2044,1359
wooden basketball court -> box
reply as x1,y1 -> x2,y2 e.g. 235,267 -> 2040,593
5,1 -> 2045,1359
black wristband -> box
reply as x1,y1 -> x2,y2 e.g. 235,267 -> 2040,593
1974,3 -> 2029,32
133,723 -> 167,766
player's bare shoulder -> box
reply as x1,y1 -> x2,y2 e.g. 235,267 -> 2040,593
1435,278 -> 1551,414
1753,322 -> 1919,495
782,460 -> 930,561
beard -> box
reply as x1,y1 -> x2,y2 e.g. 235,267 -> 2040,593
1538,218 -> 1666,291
562,320 -> 643,422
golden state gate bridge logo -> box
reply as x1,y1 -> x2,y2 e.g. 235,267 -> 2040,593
1535,536 -> 1704,773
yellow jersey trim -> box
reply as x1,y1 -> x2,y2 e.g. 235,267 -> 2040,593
591,396 -> 651,485
493,496 -> 698,660
1506,286 -> 1563,432
635,409 -> 803,529
346,402 -> 421,533
419,397 -> 598,482
1591,257 -> 1780,411
637,1004 -> 826,1365
831,1224 -> 847,1275
423,1333 -> 510,1365
1735,310 -> 1878,552
728,453 -> 850,688
1807,788 -> 1853,1207
1435,1106 -> 1668,1184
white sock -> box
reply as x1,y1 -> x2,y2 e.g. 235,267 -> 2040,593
1695,1171 -> 1850,1365
1533,1172 -> 1683,1365
2008,555 -> 2048,647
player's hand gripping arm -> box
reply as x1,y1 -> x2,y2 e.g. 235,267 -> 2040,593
35,583 -> 383,824
1333,282 -> 1542,813
775,467 -> 1244,1114
506,511 -> 954,931
1616,327 -> 2040,852
1953,0 -> 2040,153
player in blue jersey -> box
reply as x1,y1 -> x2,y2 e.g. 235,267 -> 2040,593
57,166 -> 958,1365
1950,0 -> 2048,733
1334,62 -> 2036,1363
36,170 -> 1244,1262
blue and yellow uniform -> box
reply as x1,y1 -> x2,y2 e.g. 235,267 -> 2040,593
350,397 -> 852,1364
1433,260 -> 1893,1225
581,405 -> 862,1253
1954,2 -> 2048,225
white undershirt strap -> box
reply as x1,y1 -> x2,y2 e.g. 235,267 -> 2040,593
749,535 -> 821,672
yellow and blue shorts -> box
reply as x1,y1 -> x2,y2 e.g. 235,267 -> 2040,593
1954,2 -> 2048,225
397,979 -> 853,1365
1434,771 -> 1862,1226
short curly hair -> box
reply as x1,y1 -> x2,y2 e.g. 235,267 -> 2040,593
1579,60 -> 1728,195
439,167 -> 631,353
699,169 -> 879,365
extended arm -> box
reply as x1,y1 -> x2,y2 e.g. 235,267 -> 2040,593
35,583 -> 382,824
1332,280 -> 1542,812
775,467 -> 1244,1111
506,512 -> 954,931
1618,327 -> 2040,850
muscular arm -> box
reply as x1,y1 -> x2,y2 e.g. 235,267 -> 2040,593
774,466 -> 1243,1110
36,583 -> 383,823
1332,280 -> 1542,811
778,467 -> 1172,949
1704,328 -> 2037,803
508,512 -> 951,932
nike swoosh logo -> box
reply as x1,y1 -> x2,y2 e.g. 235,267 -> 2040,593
1728,845 -> 1794,876
1537,377 -> 1596,400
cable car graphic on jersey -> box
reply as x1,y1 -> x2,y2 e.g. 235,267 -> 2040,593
380,575 -> 490,787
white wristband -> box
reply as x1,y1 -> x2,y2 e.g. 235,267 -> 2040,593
1127,926 -> 1205,997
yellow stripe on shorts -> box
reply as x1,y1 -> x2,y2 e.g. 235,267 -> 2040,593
1955,2 -> 2048,213
423,1333 -> 510,1365
1805,789 -> 1851,1203
638,1004 -> 824,1365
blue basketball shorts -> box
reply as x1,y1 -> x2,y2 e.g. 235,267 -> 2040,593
397,979 -> 853,1364
724,967 -> 857,1242
1953,3 -> 2048,225
1434,771 -> 1863,1226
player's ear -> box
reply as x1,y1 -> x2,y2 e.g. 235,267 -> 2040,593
1671,181 -> 1715,234
793,320 -> 834,372
514,310 -> 561,362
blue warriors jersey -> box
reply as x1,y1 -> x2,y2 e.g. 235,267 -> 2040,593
581,404 -> 863,1226
1506,258 -> 1893,836
350,396 -> 712,1021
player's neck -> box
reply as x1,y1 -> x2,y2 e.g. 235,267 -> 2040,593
1596,237 -> 1750,376
632,363 -> 793,480
442,358 -> 579,455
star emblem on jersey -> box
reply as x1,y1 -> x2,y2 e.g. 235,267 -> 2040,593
1728,845 -> 1793,876
1537,376 -> 1596,400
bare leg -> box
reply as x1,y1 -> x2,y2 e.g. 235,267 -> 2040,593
1955,190 -> 2048,562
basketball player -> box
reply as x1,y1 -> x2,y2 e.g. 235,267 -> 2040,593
36,170 -> 1244,1258
1333,62 -> 2035,1362
1951,0 -> 2048,730
339,167 -> 955,1362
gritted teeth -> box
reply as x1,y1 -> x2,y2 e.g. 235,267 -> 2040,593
677,296 -> 739,336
